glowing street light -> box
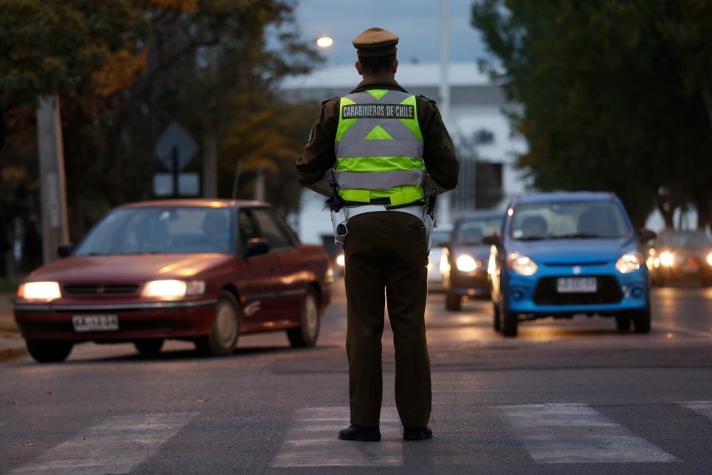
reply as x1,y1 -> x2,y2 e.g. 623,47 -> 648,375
316,35 -> 334,48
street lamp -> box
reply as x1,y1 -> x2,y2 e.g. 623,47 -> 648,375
316,35 -> 334,49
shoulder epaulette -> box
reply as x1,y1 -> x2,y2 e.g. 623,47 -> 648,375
322,96 -> 339,106
418,94 -> 437,105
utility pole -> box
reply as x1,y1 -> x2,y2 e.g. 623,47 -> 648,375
202,47 -> 218,198
202,134 -> 217,197
36,95 -> 69,264
254,168 -> 265,202
439,0 -> 454,225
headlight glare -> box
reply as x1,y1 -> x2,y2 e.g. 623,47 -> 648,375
616,252 -> 642,273
18,281 -> 62,302
706,252 -> 712,266
456,254 -> 478,272
439,251 -> 450,274
508,253 -> 537,276
659,251 -> 674,267
142,279 -> 205,299
335,254 -> 345,267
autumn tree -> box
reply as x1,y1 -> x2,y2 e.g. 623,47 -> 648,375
1,0 -> 321,251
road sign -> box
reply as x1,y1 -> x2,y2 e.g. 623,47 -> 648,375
155,122 -> 198,171
153,173 -> 200,197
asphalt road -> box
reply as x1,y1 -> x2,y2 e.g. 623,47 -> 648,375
2,283 -> 712,474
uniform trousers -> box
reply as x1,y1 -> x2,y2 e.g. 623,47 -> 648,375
343,210 -> 431,428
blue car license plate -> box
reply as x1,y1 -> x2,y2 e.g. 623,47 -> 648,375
556,277 -> 597,293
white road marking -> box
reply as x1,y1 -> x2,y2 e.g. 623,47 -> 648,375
502,403 -> 677,464
655,324 -> 712,338
679,401 -> 712,419
9,412 -> 197,475
271,406 -> 403,468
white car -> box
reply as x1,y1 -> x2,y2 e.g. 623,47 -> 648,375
427,226 -> 453,292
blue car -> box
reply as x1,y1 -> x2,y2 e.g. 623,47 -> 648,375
486,192 -> 656,337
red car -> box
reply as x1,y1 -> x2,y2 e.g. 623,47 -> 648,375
14,200 -> 332,362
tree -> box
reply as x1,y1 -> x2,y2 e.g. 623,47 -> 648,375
472,0 -> 712,229
1,0 -> 322,245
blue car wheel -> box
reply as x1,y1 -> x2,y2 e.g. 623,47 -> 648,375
500,277 -> 518,337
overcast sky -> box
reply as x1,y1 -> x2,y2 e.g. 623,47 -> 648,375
293,0 -> 487,66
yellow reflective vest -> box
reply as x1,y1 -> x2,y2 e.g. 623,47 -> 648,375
334,89 -> 425,206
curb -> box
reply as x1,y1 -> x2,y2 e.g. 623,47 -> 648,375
0,344 -> 26,362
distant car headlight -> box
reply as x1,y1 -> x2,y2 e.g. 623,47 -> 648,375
335,254 -> 345,267
141,280 -> 205,299
456,254 -> 478,272
440,249 -> 451,274
659,251 -> 674,267
706,252 -> 712,266
17,281 -> 62,302
616,252 -> 643,273
508,252 -> 538,276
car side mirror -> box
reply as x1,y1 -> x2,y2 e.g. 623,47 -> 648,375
482,234 -> 501,247
57,244 -> 75,258
243,238 -> 270,258
638,229 -> 657,243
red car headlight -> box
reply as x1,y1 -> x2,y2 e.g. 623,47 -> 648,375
141,280 -> 205,299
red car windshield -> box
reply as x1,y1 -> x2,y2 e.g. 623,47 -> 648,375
74,207 -> 233,255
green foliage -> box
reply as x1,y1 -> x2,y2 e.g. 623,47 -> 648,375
0,0 -> 143,107
472,0 -> 712,228
0,0 -> 321,246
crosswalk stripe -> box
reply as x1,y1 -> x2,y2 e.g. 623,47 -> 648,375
501,403 -> 677,464
9,412 -> 197,475
679,401 -> 712,419
270,406 -> 403,468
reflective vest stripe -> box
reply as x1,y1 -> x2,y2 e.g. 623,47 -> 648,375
335,156 -> 424,172
334,169 -> 425,190
339,185 -> 424,205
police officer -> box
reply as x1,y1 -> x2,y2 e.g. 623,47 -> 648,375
297,27 -> 458,442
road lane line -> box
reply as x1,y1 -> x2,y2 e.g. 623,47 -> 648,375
655,324 -> 712,338
271,406 -> 403,468
679,401 -> 712,419
502,403 -> 677,464
9,412 -> 197,475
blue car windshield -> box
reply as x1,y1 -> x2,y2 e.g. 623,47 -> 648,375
455,217 -> 503,245
510,201 -> 631,241
74,207 -> 233,255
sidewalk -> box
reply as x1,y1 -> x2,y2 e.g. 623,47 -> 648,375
0,293 -> 25,362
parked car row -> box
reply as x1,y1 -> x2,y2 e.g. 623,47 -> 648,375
14,200 -> 332,362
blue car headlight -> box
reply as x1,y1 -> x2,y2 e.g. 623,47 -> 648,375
616,252 -> 643,273
508,252 -> 538,276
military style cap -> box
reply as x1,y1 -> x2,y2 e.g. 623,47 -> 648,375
352,27 -> 399,58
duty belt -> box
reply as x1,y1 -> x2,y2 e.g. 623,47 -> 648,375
345,204 -> 425,221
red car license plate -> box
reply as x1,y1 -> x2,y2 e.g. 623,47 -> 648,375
72,315 -> 119,332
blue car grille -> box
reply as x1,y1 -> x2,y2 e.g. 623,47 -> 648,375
533,276 -> 623,305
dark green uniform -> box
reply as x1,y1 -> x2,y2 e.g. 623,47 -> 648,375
297,77 -> 458,428
296,29 -> 458,431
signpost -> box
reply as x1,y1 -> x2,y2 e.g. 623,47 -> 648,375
154,122 -> 198,197
36,95 -> 69,264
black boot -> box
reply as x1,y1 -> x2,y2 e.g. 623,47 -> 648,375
403,426 -> 432,441
338,424 -> 381,442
